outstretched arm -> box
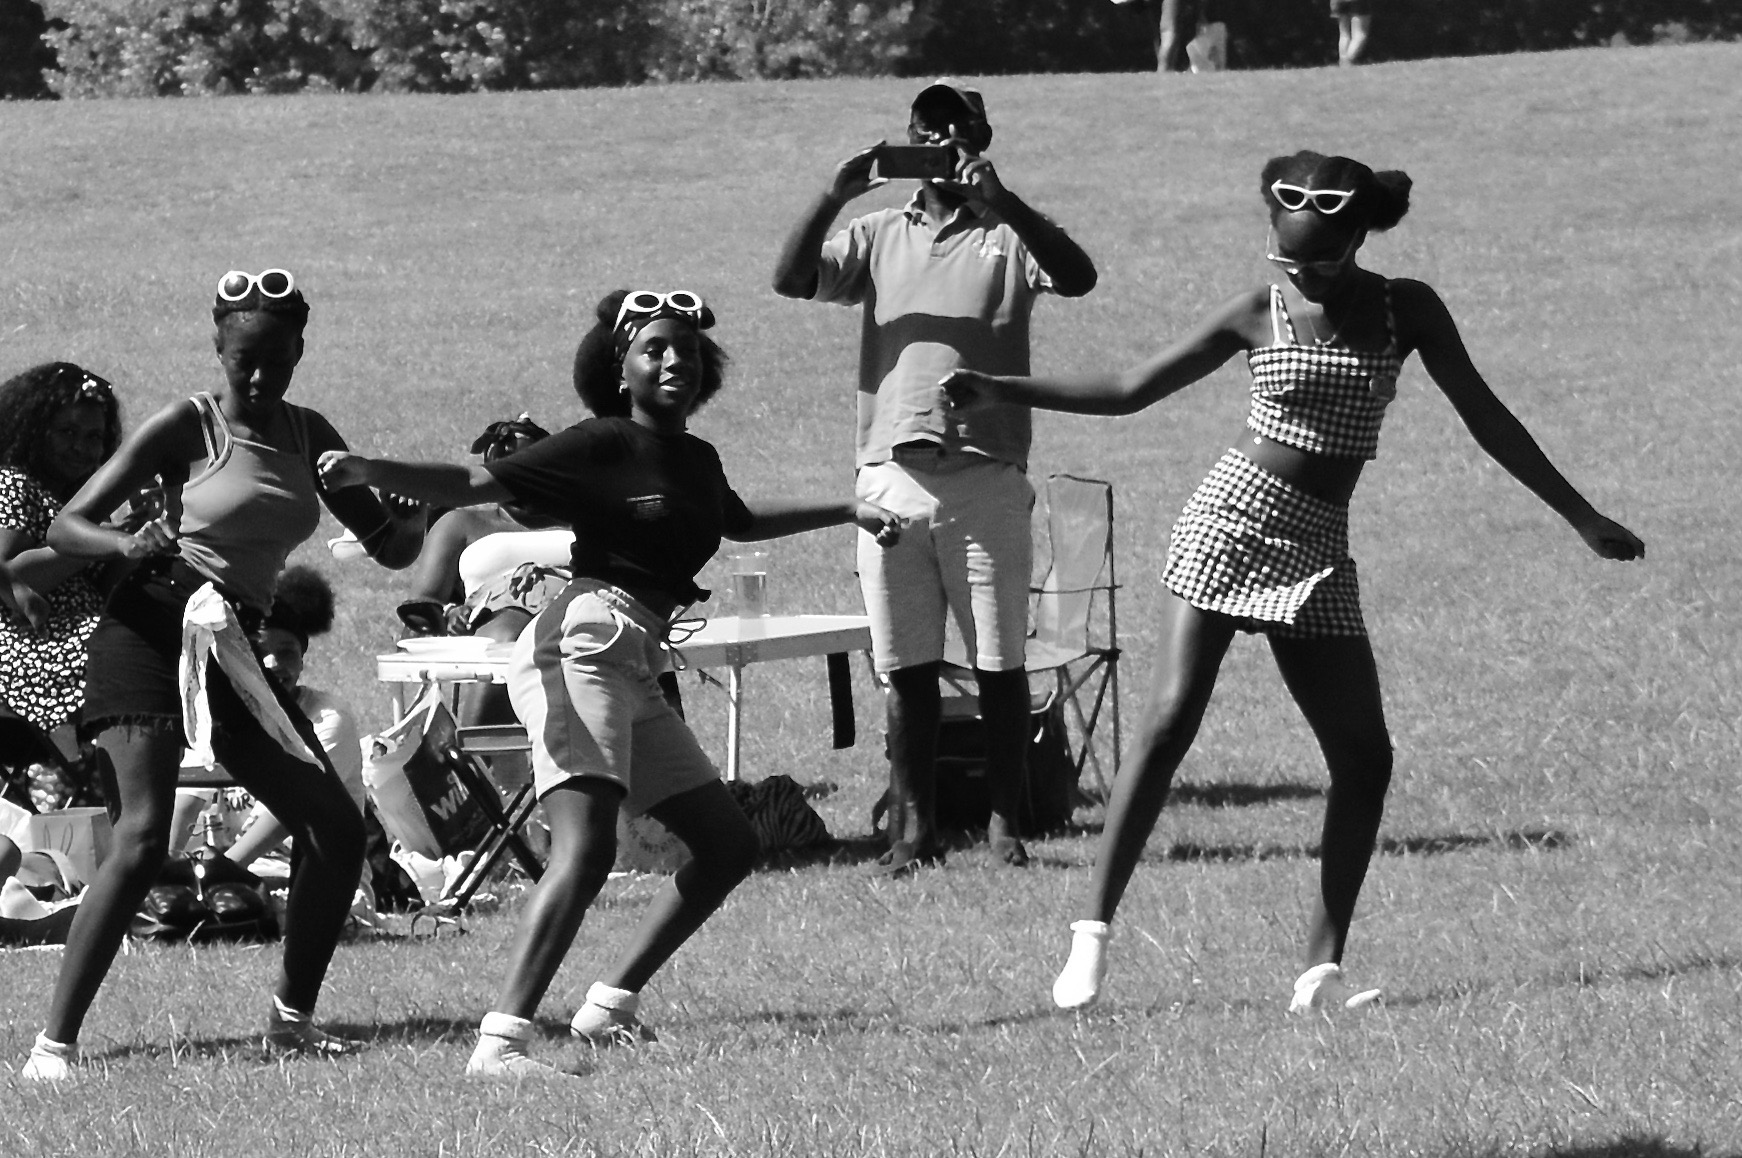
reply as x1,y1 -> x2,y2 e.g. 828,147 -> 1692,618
772,145 -> 883,300
941,290 -> 1257,416
1401,279 -> 1643,560
318,451 -> 511,511
732,498 -> 902,548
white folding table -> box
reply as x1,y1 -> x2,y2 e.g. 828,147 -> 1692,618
375,613 -> 872,782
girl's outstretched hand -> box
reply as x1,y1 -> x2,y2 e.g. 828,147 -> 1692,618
1577,513 -> 1645,560
854,501 -> 904,548
317,450 -> 369,490
939,369 -> 996,412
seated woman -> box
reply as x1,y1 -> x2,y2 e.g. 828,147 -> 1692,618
0,363 -> 126,810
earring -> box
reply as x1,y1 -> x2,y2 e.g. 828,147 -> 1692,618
619,381 -> 629,394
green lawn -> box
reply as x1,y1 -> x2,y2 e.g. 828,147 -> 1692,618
3,42 -> 1741,1156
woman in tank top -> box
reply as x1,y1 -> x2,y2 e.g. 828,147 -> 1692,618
20,270 -> 426,1083
942,151 -> 1643,1016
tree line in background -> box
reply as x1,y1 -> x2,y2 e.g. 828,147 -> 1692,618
0,0 -> 1736,98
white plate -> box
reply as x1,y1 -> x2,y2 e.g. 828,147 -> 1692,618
396,637 -> 493,657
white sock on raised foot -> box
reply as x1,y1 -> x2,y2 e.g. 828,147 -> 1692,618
467,1012 -> 568,1079
1052,920 -> 1112,1010
21,1033 -> 77,1083
570,982 -> 656,1044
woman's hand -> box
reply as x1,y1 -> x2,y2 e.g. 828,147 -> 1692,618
317,450 -> 372,490
119,517 -> 179,560
3,574 -> 49,631
1575,513 -> 1645,561
854,502 -> 904,548
939,368 -> 999,412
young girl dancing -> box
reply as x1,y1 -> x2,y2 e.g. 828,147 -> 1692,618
22,269 -> 425,1082
320,288 -> 901,1078
942,151 -> 1643,1014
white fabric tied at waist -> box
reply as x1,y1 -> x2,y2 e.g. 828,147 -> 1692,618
179,582 -> 323,770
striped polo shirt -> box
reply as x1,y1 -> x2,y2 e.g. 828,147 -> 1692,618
813,194 -> 1055,470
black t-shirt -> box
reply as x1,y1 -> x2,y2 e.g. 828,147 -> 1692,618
484,416 -> 754,607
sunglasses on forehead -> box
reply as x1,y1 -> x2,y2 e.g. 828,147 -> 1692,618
1270,181 -> 1356,215
613,290 -> 705,334
217,268 -> 296,303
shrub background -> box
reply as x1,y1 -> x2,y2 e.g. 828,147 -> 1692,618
2,0 -> 1739,99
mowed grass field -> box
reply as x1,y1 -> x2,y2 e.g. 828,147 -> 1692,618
3,42 -> 1741,1156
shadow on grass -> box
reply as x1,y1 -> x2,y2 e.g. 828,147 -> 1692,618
1159,827 -> 1571,864
1476,1137 -> 1739,1158
720,1003 -> 1061,1039
1169,781 -> 1324,808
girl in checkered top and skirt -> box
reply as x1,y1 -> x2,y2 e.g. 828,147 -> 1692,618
941,151 -> 1643,1014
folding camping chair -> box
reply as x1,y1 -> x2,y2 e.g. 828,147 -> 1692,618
938,473 -> 1122,806
437,721 -> 544,909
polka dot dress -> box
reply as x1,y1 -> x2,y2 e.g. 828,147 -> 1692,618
0,467 -> 106,731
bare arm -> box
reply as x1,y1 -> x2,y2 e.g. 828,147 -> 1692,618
48,403 -> 196,561
771,145 -> 882,299
318,451 -> 511,512
303,414 -> 426,570
960,151 -> 1097,298
941,290 -> 1258,416
404,510 -> 479,604
732,498 -> 902,545
1,534 -> 90,593
1399,279 -> 1643,560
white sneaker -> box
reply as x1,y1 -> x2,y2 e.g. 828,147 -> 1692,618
20,1034 -> 77,1083
1288,963 -> 1382,1016
570,983 -> 657,1046
265,1003 -> 362,1056
1052,920 -> 1111,1010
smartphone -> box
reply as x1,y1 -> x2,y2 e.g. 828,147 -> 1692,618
876,144 -> 957,181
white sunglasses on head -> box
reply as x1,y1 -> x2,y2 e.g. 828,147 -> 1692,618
1270,181 -> 1356,215
217,268 -> 295,302
613,289 -> 705,334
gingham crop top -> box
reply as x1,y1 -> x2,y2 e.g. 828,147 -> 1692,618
1245,282 -> 1404,460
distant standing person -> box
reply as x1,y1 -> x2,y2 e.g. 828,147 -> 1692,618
941,151 -> 1643,1013
1332,0 -> 1373,65
772,79 -> 1098,876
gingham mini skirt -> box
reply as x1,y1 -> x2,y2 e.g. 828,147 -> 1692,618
1162,450 -> 1366,638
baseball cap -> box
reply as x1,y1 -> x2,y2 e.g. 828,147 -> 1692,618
912,78 -> 988,126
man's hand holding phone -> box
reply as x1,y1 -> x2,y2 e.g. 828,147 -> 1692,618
828,144 -> 887,203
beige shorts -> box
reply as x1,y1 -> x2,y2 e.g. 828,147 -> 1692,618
506,580 -> 718,814
855,448 -> 1033,674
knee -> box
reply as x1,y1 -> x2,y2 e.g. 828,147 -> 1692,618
1329,741 -> 1393,802
108,819 -> 173,880
548,837 -> 618,900
708,824 -> 761,885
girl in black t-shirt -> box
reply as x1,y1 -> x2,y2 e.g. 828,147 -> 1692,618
321,289 -> 900,1079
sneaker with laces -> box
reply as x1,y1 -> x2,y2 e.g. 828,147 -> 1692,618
1288,962 -> 1382,1016
1052,919 -> 1111,1010
265,1001 -> 362,1056
570,983 -> 657,1046
21,1034 -> 77,1083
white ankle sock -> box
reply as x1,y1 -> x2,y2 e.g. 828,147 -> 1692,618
32,1032 -> 75,1058
479,1012 -> 533,1042
1053,919 -> 1111,1010
583,983 -> 639,1013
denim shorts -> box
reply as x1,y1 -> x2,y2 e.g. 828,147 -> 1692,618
506,579 -> 718,814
